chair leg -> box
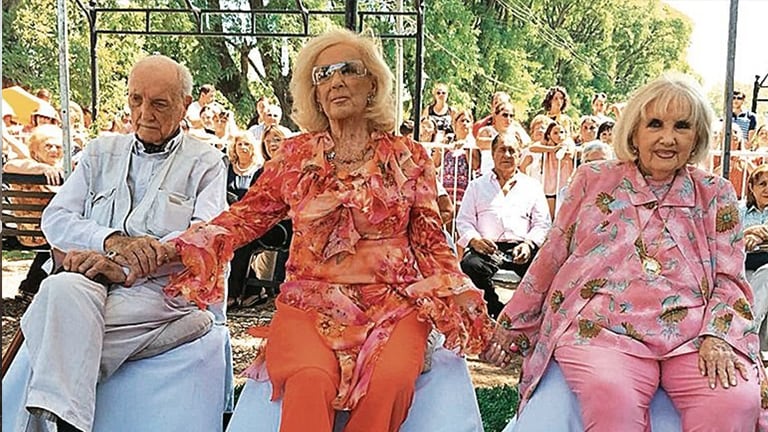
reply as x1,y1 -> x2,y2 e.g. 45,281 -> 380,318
2,329 -> 25,378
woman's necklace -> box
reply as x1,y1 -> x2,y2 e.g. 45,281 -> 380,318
635,232 -> 665,276
325,143 -> 373,169
635,177 -> 675,276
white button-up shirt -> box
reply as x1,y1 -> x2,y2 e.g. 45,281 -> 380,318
456,170 -> 551,248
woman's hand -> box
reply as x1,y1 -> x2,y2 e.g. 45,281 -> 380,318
480,326 -> 519,369
42,166 -> 64,186
698,336 -> 749,389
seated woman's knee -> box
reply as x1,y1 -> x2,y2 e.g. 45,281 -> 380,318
286,367 -> 337,396
368,357 -> 422,399
682,381 -> 760,426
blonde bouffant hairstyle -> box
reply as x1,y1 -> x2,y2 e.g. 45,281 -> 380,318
613,73 -> 714,165
27,124 -> 63,163
290,28 -> 396,133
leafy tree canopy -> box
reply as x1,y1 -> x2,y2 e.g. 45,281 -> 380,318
3,0 -> 701,132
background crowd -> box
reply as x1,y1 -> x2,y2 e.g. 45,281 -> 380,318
2,78 -> 767,310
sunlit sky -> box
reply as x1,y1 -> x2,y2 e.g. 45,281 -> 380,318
664,0 -> 767,88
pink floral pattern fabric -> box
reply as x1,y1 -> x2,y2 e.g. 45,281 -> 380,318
166,131 -> 493,410
496,160 -> 768,427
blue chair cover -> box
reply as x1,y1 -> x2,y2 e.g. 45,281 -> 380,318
225,347 -> 484,432
503,361 -> 682,432
3,323 -> 233,432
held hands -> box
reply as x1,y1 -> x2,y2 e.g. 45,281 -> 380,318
61,250 -> 127,285
698,336 -> 749,390
103,234 -> 171,286
480,325 -> 520,369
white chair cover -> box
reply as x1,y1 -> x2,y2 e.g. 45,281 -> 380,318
503,361 -> 682,432
225,347 -> 484,432
2,324 -> 233,432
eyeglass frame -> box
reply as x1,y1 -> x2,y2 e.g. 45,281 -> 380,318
311,60 -> 368,86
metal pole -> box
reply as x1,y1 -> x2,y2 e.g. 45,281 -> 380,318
721,0 -> 739,179
89,1 -> 99,120
413,0 -> 424,141
395,0 -> 404,132
57,0 -> 73,176
345,0 -> 357,31
753,74 -> 762,114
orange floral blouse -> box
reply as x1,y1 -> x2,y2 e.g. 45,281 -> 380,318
165,130 -> 494,409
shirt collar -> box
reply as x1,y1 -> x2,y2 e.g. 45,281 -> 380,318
133,129 -> 183,155
626,163 -> 695,208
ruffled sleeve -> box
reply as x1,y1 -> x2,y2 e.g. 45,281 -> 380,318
402,137 -> 494,355
164,146 -> 292,308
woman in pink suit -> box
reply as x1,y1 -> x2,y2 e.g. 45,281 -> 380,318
484,74 -> 766,431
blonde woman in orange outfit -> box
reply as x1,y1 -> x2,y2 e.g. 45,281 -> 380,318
157,28 -> 494,432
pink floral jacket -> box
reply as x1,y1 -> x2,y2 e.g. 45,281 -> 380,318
497,160 -> 768,426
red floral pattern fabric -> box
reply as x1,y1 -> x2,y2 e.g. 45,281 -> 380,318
166,131 -> 494,409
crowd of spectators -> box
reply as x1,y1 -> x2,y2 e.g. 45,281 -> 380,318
2,79 -> 766,322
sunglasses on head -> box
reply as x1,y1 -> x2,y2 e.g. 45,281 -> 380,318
312,60 -> 368,85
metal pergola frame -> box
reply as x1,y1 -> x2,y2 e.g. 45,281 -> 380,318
60,0 -> 426,145
752,72 -> 768,114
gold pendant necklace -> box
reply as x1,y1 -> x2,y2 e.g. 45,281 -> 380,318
634,218 -> 668,277
641,255 -> 662,276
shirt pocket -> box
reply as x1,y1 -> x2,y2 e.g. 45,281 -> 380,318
85,188 -> 116,227
146,189 -> 194,237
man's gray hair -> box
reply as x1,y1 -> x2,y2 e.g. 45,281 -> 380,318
132,55 -> 193,100
178,63 -> 193,99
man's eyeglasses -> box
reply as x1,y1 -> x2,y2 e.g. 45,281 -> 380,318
734,95 -> 745,101
497,112 -> 514,119
312,60 -> 368,85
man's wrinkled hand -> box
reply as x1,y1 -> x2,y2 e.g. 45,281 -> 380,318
61,250 -> 127,285
698,336 -> 749,390
470,238 -> 498,256
511,242 -> 532,264
104,234 -> 168,285
745,233 -> 762,252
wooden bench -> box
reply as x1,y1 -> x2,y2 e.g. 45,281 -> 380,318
1,173 -> 56,251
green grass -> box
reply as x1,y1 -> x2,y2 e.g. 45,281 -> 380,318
476,385 -> 520,432
2,250 -> 36,261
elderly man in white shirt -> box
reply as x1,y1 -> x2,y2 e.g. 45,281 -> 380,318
457,132 -> 551,318
13,55 -> 227,432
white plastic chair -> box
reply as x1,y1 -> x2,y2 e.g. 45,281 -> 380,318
2,304 -> 234,432
225,347 -> 484,432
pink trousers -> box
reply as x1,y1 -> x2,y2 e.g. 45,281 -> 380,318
554,344 -> 760,432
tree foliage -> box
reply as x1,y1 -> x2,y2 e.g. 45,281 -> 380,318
3,0 -> 696,131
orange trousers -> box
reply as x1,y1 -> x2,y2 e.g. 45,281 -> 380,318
265,303 -> 429,432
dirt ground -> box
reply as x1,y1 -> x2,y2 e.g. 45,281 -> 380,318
1,259 -> 520,389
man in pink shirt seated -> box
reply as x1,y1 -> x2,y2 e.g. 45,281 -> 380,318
456,132 -> 551,317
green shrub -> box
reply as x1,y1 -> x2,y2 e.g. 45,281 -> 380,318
476,385 -> 519,432
2,250 -> 36,261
